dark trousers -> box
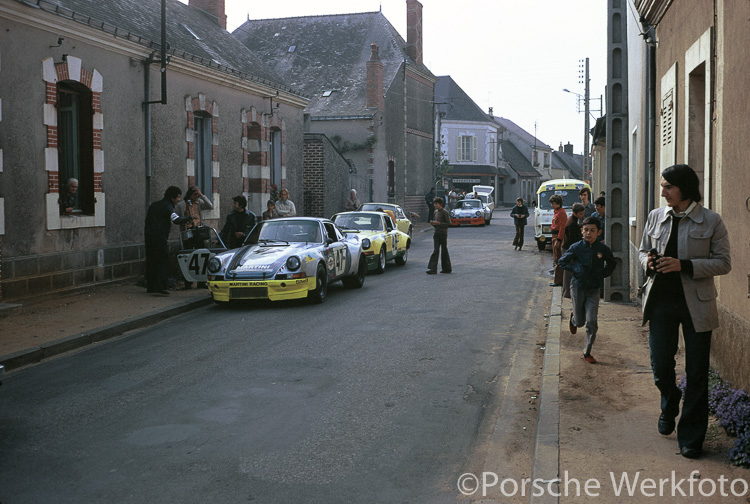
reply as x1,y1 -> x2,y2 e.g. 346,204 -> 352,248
552,238 -> 564,284
513,224 -> 525,248
426,203 -> 434,222
145,236 -> 169,293
649,295 -> 711,450
428,233 -> 451,273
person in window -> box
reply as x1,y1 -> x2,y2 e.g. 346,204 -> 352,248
261,200 -> 279,221
275,188 -> 296,217
144,186 -> 191,296
59,178 -> 79,214
344,189 -> 361,211
220,195 -> 256,249
176,185 -> 213,288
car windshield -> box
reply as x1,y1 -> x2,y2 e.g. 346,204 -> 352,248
361,203 -> 396,214
334,214 -> 383,231
538,190 -> 581,210
256,220 -> 322,243
459,200 -> 481,209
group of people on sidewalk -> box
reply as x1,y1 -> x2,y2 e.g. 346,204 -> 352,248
143,185 -> 298,296
543,164 -> 731,460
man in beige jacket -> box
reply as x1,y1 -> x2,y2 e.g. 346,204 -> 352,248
639,164 -> 731,460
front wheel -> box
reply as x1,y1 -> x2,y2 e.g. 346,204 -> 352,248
375,248 -> 386,274
342,255 -> 367,289
394,248 -> 408,266
307,263 -> 328,304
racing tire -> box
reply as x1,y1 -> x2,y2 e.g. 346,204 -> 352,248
537,241 -> 546,251
308,263 -> 328,304
394,247 -> 408,266
342,254 -> 367,289
375,248 -> 386,274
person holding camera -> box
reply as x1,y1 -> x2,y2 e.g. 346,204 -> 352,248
638,164 -> 731,459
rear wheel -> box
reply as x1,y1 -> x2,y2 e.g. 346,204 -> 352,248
394,247 -> 408,266
307,263 -> 328,304
375,248 -> 386,274
342,255 -> 367,288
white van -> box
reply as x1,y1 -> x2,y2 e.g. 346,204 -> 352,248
471,185 -> 495,225
534,179 -> 591,251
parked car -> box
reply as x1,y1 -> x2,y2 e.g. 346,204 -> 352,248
202,217 -> 368,304
450,199 -> 490,226
332,211 -> 410,273
534,178 -> 592,251
472,185 -> 495,224
359,203 -> 413,236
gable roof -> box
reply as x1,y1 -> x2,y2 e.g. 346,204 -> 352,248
435,76 -> 493,123
23,0 -> 295,93
552,150 -> 584,179
233,12 -> 433,116
501,140 -> 539,177
494,117 -> 552,151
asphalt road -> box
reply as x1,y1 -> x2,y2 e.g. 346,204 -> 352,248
0,212 -> 551,504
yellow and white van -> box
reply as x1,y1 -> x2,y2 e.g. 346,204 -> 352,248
534,178 -> 591,251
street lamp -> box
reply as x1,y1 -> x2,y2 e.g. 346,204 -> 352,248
563,82 -> 590,182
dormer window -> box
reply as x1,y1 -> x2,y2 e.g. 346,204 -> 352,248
322,90 -> 334,97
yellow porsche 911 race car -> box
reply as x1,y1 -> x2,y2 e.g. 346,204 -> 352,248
359,203 -> 413,237
201,217 -> 368,304
332,211 -> 410,273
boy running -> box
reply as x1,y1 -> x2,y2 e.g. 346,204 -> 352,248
558,216 -> 616,363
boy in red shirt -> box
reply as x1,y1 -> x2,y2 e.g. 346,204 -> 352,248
550,195 -> 567,286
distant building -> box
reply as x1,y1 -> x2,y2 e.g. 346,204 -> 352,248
234,0 -> 436,215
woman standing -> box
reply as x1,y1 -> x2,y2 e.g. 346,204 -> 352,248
510,198 -> 529,250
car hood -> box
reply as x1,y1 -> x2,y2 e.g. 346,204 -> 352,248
231,242 -> 317,274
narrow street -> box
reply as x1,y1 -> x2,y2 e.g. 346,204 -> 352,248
0,212 -> 553,504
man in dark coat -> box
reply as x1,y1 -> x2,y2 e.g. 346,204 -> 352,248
220,195 -> 257,249
144,186 -> 191,295
424,187 -> 436,223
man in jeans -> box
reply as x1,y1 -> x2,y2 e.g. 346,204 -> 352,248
426,197 -> 452,274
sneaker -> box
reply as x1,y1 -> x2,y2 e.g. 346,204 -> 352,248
583,354 -> 597,364
569,313 -> 577,334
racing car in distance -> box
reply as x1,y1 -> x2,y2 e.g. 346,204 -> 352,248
204,217 -> 368,304
332,211 -> 410,273
450,199 -> 491,226
359,202 -> 413,236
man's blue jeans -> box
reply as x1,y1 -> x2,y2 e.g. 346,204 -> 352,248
570,282 -> 600,356
648,295 -> 711,450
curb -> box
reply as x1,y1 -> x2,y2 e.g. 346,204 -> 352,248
0,296 -> 212,371
530,287 -> 562,504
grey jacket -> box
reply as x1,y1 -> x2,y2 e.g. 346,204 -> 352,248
638,203 -> 731,332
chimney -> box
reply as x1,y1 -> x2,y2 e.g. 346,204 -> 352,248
564,142 -> 574,155
406,0 -> 423,66
366,43 -> 385,111
189,0 -> 227,29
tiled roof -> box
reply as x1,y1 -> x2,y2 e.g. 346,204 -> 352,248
435,76 -> 492,123
494,117 -> 552,150
501,140 -> 539,177
234,12 -> 433,116
552,150 -> 584,179
26,0 -> 294,92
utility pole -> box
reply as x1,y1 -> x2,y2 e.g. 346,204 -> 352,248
581,58 -> 591,182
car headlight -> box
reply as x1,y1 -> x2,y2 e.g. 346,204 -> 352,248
286,256 -> 301,271
207,256 -> 222,273
475,211 -> 481,217
450,211 -> 455,217
362,238 -> 371,249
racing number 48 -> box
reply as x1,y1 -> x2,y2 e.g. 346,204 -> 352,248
189,252 -> 211,275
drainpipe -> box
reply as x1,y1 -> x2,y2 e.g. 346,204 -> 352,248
642,19 -> 657,216
144,53 -> 154,209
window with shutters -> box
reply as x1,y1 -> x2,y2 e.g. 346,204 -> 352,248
457,135 -> 476,162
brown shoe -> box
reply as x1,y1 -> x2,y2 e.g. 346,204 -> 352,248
584,354 -> 597,364
569,312 -> 577,334
426,270 -> 437,275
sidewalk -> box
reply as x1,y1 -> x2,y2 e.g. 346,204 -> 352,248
533,288 -> 749,503
0,281 -> 211,371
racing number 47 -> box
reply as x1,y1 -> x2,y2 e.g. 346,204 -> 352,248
189,252 -> 211,275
